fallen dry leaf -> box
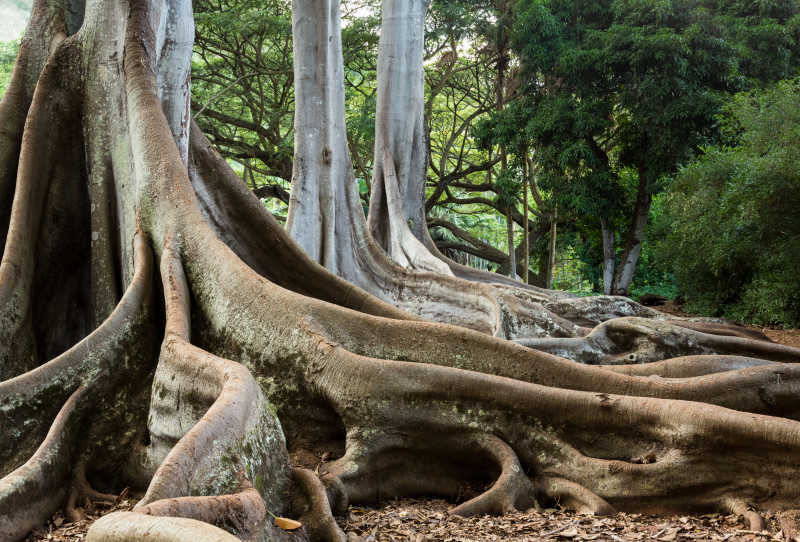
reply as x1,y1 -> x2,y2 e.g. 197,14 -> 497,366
274,517 -> 303,530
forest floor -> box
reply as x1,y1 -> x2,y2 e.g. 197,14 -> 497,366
24,302 -> 800,542
24,493 -> 794,542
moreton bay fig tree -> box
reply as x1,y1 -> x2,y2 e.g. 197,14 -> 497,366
3,1 -> 800,541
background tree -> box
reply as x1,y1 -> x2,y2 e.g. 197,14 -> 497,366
190,0 -> 548,281
190,0 -> 295,217
657,78 -> 800,326
508,0 -> 800,295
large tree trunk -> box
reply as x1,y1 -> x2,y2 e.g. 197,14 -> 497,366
363,0 -> 539,293
367,0 -> 433,255
284,0 -> 355,275
4,3 -> 800,542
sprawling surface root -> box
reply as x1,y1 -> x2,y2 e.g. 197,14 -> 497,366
135,487 -> 268,542
304,348 -> 800,521
724,498 -> 765,532
135,242 -> 289,537
517,316 -> 800,364
87,512 -> 243,542
65,461 -> 120,522
0,387 -> 87,540
6,0 -> 800,541
293,468 -> 347,542
536,476 -> 615,516
604,354 -> 777,377
449,435 -> 538,517
0,233 -> 155,540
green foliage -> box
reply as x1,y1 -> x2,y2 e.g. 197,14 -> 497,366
658,79 -> 800,326
192,0 -> 295,195
0,40 -> 19,99
512,0 -> 752,184
485,0 -> 800,296
188,0 -> 800,305
493,167 -> 520,209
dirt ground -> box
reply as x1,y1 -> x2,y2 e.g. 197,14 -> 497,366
25,493 -> 794,542
25,304 -> 800,542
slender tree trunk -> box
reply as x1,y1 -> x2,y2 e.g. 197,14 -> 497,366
546,208 -> 558,289
494,9 -> 512,279
363,0 -> 551,294
284,0 -> 348,271
601,217 -> 615,295
506,206 -> 515,278
612,167 -> 652,296
522,152 -> 530,283
243,161 -> 255,189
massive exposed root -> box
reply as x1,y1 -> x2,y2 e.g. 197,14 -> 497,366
0,232 -> 156,540
4,1 -> 800,542
308,347 -> 800,521
517,316 -> 800,364
0,387 -> 88,540
87,512 -> 244,542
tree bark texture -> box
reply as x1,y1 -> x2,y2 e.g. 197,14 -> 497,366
364,0 -> 545,293
4,3 -> 800,542
601,217 -> 616,296
613,168 -> 651,295
547,208 -> 558,289
506,206 -> 516,278
522,153 -> 530,284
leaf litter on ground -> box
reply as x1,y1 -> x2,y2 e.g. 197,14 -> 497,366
25,493 -> 793,542
341,498 -> 787,542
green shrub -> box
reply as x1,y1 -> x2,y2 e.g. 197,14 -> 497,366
658,79 -> 800,326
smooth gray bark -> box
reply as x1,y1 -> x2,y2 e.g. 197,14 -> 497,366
601,218 -> 615,296
155,0 -> 194,164
362,0 -> 566,295
285,0 -> 349,272
613,170 -> 651,295
506,207 -> 515,278
368,0 -> 430,248
547,210 -> 557,289
365,0 -> 451,275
